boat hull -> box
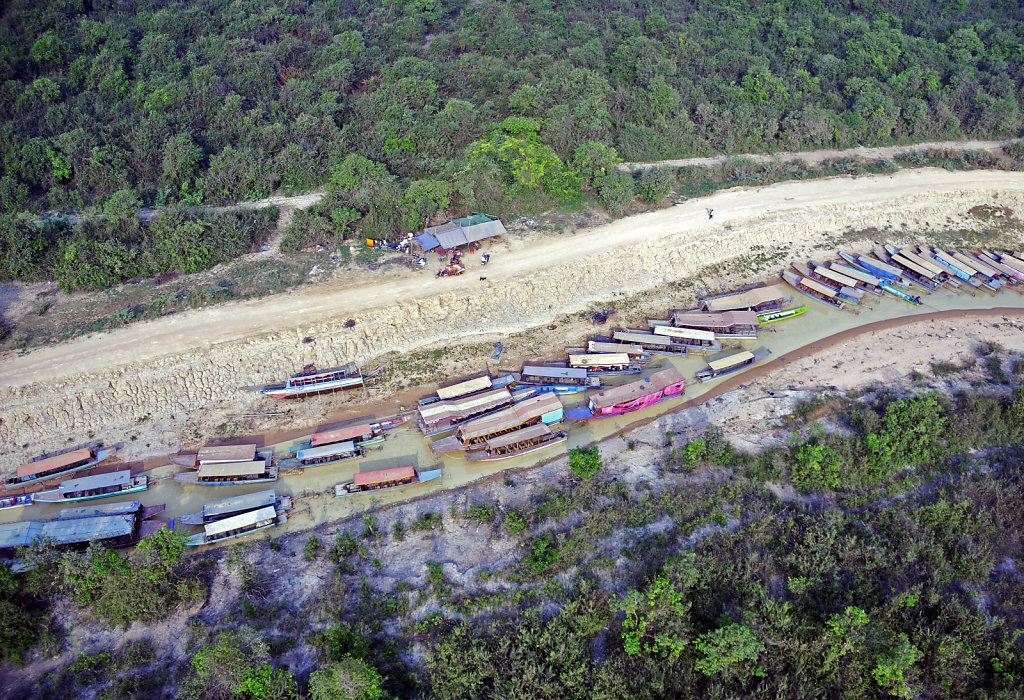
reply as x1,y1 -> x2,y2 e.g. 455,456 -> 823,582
465,433 -> 568,462
31,482 -> 148,504
186,514 -> 288,546
335,469 -> 443,497
261,378 -> 364,398
0,495 -> 33,510
512,383 -> 589,394
758,306 -> 807,324
5,447 -> 116,490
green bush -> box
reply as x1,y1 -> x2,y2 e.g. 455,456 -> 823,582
303,535 -> 324,562
569,446 -> 602,478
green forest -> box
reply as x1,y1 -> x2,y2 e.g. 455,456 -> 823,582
1,0 -> 1023,289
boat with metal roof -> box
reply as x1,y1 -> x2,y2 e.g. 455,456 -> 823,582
416,386 -> 519,437
335,465 -> 443,497
5,446 -> 116,490
278,441 -> 365,469
669,310 -> 760,339
514,365 -> 600,394
878,245 -> 943,291
913,247 -> 983,289
700,286 -> 785,313
567,353 -> 643,376
430,392 -> 565,452
564,367 -> 686,420
829,261 -> 885,295
975,250 -> 1024,283
649,325 -> 723,353
780,269 -> 845,311
464,425 -> 568,462
613,329 -> 714,356
31,470 -> 148,503
793,262 -> 861,305
179,489 -> 291,526
185,505 -> 287,546
0,494 -> 33,511
260,363 -> 364,398
808,261 -> 871,303
173,459 -> 278,486
695,348 -> 772,383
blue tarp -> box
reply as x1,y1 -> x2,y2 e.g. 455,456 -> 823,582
414,232 -> 441,251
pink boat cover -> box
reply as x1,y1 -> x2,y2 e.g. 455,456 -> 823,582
17,448 -> 91,479
312,423 -> 374,446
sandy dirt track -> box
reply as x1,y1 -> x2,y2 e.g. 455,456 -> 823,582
1,168 -> 1023,467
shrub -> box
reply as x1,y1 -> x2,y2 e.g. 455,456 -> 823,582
523,533 -> 559,574
569,446 -> 602,478
410,512 -> 443,532
303,535 -> 324,562
502,510 -> 528,535
329,532 -> 358,563
308,656 -> 385,700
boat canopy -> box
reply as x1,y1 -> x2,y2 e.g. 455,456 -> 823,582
703,288 -> 783,312
898,249 -> 945,276
935,250 -> 976,275
311,423 -> 374,446
486,424 -> 550,450
569,353 -> 630,367
861,255 -> 903,277
296,441 -> 357,461
588,341 -> 644,355
437,375 -> 492,399
999,253 -> 1024,273
0,521 -> 44,550
799,277 -> 838,297
196,460 -> 267,479
197,444 -> 257,464
653,326 -> 716,342
203,490 -> 276,519
831,263 -> 880,286
613,331 -> 673,346
204,505 -> 276,537
418,388 -> 511,423
953,252 -> 995,277
892,254 -> 937,279
458,393 -> 563,439
671,310 -> 759,328
522,366 -> 589,379
59,501 -> 140,519
60,470 -> 130,493
16,448 -> 91,479
707,351 -> 755,372
353,465 -> 416,486
813,265 -> 857,287
589,368 -> 685,410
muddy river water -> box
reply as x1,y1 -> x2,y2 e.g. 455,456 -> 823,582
5,280 -> 1024,549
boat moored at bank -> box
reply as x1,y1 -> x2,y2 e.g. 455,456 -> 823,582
696,348 -> 772,383
335,466 -> 443,496
32,470 -> 148,503
6,446 -> 116,490
564,367 -> 685,420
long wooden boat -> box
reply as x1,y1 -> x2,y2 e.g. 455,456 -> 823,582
915,247 -> 983,289
880,245 -> 943,291
615,329 -> 718,355
335,466 -> 443,497
808,261 -> 871,304
649,325 -> 722,353
993,251 -> 1024,278
757,306 -> 807,324
465,425 -> 568,462
430,392 -> 565,452
0,502 -> 170,557
781,269 -> 845,311
514,366 -> 600,394
793,262 -> 861,305
669,310 -> 760,339
564,367 -> 686,420
976,250 -> 1024,282
179,490 -> 291,526
417,386 -> 517,437
32,470 -> 148,503
0,494 -> 33,511
174,460 -> 278,486
6,446 -> 116,490
696,348 -> 772,383
277,441 -> 364,469
701,287 -> 785,313
261,363 -> 363,398
585,341 -> 651,363
942,249 -> 1003,291
186,505 -> 288,546
567,353 -> 642,376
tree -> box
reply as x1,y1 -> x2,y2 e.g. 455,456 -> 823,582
872,633 -> 921,699
617,554 -> 697,658
308,656 -> 385,700
693,622 -> 766,680
569,446 -> 601,478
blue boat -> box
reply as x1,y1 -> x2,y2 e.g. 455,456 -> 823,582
924,249 -> 983,288
880,282 -> 921,305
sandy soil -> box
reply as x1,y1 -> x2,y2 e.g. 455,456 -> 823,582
619,137 -> 1022,170
1,168 -> 1023,469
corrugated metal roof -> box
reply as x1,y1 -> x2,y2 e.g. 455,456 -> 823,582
437,376 -> 492,400
708,351 -> 755,372
424,220 -> 460,236
296,441 -> 357,461
462,219 -> 506,243
414,232 -> 440,250
197,460 -> 267,479
588,341 -> 644,355
569,353 -> 630,367
952,252 -> 989,276
898,250 -> 944,275
831,263 -> 880,285
418,388 -> 511,422
435,228 -> 469,249
59,501 -> 140,519
589,368 -> 685,410
671,311 -> 759,328
43,514 -> 135,545
522,366 -> 589,379
311,424 -> 373,447
17,448 -> 91,479
204,505 -> 277,537
613,331 -> 673,346
197,444 -> 257,464
892,254 -> 936,279
703,288 -> 783,311
999,253 -> 1024,273
60,470 -> 130,493
653,326 -> 716,342
486,423 -> 551,450
860,255 -> 902,276
0,521 -> 44,549
353,465 -> 416,486
204,490 -> 277,518
800,277 -> 838,297
813,265 -> 857,287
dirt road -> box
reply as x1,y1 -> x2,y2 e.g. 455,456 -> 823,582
1,167 -> 1023,466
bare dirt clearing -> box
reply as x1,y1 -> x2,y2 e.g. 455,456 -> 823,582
1,168 -> 1023,468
